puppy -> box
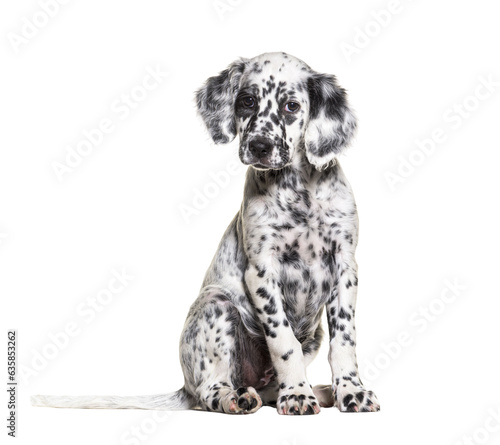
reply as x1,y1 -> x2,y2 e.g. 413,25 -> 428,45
32,52 -> 379,415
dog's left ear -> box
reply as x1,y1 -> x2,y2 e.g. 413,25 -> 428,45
304,73 -> 357,170
195,59 -> 248,144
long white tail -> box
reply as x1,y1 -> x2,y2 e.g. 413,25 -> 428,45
31,388 -> 195,410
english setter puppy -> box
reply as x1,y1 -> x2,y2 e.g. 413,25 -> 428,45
32,52 -> 379,415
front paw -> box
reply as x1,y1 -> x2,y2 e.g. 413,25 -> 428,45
334,384 -> 380,412
277,382 -> 321,415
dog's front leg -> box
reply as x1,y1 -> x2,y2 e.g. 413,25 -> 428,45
326,252 -> 380,412
245,263 -> 320,415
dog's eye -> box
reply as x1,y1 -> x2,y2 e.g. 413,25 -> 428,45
241,96 -> 255,108
284,102 -> 300,113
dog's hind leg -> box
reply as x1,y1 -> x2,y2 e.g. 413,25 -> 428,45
180,290 -> 262,414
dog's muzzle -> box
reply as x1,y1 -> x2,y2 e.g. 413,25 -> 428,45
242,136 -> 286,169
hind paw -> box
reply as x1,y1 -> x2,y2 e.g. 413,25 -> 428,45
222,387 -> 262,414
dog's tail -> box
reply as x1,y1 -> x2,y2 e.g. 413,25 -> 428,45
31,387 -> 196,410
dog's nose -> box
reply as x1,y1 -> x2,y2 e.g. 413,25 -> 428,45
249,138 -> 273,158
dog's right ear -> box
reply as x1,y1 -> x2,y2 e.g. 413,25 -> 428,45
195,59 -> 248,144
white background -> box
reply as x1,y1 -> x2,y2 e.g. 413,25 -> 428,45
1,0 -> 500,444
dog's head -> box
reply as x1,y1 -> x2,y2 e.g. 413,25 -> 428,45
196,52 -> 357,170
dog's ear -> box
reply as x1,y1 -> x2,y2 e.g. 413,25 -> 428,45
304,73 -> 357,170
195,59 -> 248,144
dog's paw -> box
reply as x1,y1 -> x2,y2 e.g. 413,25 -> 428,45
277,383 -> 321,415
334,384 -> 380,412
222,387 -> 262,414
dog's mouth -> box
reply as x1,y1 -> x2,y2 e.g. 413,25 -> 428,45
242,158 -> 288,171
239,144 -> 289,170
251,162 -> 274,171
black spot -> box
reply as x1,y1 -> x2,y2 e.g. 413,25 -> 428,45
270,112 -> 280,126
343,394 -> 354,406
263,297 -> 277,315
258,100 -> 272,117
338,308 -> 351,321
263,323 -> 277,338
214,306 -> 223,318
280,250 -> 301,269
256,265 -> 266,278
268,317 -> 280,328
256,287 -> 271,300
322,280 -> 331,295
281,349 -> 294,361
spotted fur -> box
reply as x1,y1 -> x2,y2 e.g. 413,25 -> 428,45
31,53 -> 379,415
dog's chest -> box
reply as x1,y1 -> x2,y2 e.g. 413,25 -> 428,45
274,212 -> 337,312
266,188 -> 352,317
272,185 -> 348,260
244,169 -> 357,324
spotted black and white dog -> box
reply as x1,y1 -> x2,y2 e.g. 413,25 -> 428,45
32,52 -> 379,415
